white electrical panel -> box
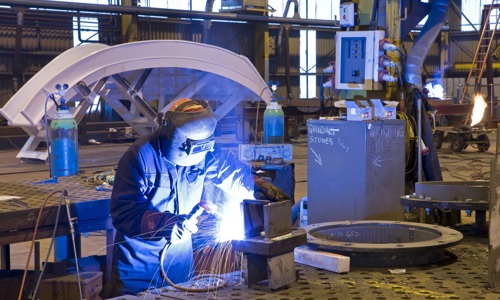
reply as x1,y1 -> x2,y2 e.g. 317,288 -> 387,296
339,2 -> 356,27
335,30 -> 385,90
239,144 -> 293,161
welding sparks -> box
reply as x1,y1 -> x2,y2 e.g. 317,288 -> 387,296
470,94 -> 487,127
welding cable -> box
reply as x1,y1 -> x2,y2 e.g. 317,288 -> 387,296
394,63 -> 405,89
18,190 -> 62,300
159,242 -> 229,292
31,190 -> 65,299
397,111 -> 418,175
396,112 -> 413,157
85,170 -> 115,185
395,48 -> 407,70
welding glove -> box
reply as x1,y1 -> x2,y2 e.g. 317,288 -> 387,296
166,214 -> 199,245
140,211 -> 196,243
254,176 -> 291,202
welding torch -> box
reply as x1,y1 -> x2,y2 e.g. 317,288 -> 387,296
182,199 -> 222,234
160,199 -> 228,292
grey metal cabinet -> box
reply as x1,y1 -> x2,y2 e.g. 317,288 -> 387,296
307,119 -> 406,224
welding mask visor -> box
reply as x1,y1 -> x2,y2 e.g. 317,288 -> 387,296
159,99 -> 217,166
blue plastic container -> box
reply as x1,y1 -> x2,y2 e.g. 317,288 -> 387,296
263,100 -> 284,144
50,107 -> 79,176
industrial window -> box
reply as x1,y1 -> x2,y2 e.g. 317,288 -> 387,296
461,0 -> 493,32
50,0 -> 109,45
141,0 -> 220,10
269,0 -> 340,99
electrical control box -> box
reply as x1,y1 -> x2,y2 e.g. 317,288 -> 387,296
339,2 -> 356,27
335,30 -> 385,90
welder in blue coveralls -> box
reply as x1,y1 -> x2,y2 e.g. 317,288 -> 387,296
104,98 -> 292,297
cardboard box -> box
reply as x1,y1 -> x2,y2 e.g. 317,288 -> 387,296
371,99 -> 397,120
345,100 -> 372,121
39,272 -> 103,300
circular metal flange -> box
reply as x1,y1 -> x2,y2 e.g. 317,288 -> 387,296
401,181 -> 490,210
303,220 -> 463,268
400,195 -> 489,211
415,180 -> 489,200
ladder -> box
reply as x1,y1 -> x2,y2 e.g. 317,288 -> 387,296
460,0 -> 500,104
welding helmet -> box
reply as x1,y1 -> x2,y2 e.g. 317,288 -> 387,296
159,98 -> 217,166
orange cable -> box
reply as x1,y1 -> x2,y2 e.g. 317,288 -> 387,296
18,190 -> 62,300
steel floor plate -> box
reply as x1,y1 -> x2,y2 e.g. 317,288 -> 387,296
105,224 -> 500,300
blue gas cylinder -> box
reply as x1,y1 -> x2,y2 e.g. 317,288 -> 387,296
50,106 -> 79,176
263,100 -> 284,144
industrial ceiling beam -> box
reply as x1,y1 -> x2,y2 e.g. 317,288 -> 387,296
0,0 -> 339,28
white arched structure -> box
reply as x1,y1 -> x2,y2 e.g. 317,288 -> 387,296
0,40 -> 272,160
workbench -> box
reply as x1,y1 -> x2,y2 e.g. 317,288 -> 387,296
0,175 -> 113,282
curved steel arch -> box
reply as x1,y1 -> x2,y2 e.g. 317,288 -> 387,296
1,40 -> 271,160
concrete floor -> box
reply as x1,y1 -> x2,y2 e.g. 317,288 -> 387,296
0,128 -> 499,299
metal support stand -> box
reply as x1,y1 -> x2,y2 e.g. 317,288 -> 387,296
416,96 -> 427,223
232,200 -> 306,290
0,245 -> 10,270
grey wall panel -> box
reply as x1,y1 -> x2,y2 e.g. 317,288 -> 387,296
449,34 -> 478,64
138,20 -> 255,58
0,10 -> 73,51
208,22 -> 255,57
316,30 -> 335,64
138,21 -> 195,41
0,26 -> 71,51
267,27 -> 301,99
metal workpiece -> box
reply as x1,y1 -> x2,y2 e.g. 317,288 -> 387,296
302,221 -> 463,268
400,194 -> 489,211
415,181 -> 490,203
231,200 -> 306,289
400,181 -> 490,233
2,40 -> 274,161
231,228 -> 307,256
